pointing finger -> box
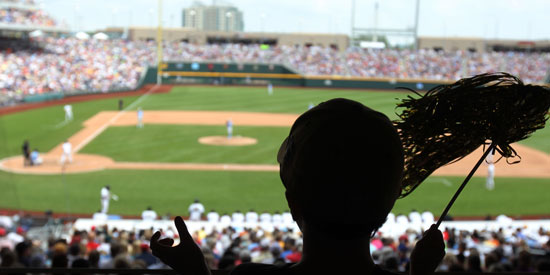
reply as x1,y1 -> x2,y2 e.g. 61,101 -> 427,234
174,216 -> 195,245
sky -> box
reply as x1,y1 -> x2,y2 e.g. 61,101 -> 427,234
42,0 -> 550,41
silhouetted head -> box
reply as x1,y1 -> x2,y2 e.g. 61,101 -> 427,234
278,98 -> 403,239
147,206 -> 152,211
194,199 -> 200,203
105,185 -> 110,190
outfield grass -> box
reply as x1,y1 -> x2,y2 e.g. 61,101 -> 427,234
0,85 -> 549,217
130,86 -> 410,119
0,169 -> 548,216
81,125 -> 289,164
518,120 -> 550,153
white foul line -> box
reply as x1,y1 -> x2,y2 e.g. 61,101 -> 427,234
73,85 -> 160,153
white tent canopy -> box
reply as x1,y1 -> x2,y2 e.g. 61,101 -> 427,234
93,32 -> 109,40
29,30 -> 44,38
75,31 -> 90,40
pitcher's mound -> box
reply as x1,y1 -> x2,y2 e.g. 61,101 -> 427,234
198,136 -> 257,146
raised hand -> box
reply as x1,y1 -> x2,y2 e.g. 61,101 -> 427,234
410,224 -> 446,275
150,216 -> 211,275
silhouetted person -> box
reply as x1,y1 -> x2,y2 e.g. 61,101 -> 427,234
118,99 -> 123,110
22,140 -> 30,166
150,98 -> 445,275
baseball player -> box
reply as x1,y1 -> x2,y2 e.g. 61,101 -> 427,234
64,104 -> 73,122
100,185 -> 111,213
137,107 -> 144,128
60,140 -> 72,165
267,83 -> 273,95
206,209 -> 220,222
486,151 -> 495,190
100,185 -> 118,213
226,119 -> 233,139
188,199 -> 205,221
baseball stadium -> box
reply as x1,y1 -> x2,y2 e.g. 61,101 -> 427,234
0,0 -> 549,274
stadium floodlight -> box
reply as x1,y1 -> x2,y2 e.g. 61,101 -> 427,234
351,0 -> 420,49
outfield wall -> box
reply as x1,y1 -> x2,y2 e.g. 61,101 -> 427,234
145,62 -> 452,91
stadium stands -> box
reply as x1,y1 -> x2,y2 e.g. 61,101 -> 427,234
1,213 -> 549,272
2,39 -> 550,106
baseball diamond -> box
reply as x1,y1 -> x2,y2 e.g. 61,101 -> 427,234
0,85 -> 549,217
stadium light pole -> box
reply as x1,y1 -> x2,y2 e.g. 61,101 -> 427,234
350,0 -> 355,46
157,0 -> 163,85
413,0 -> 420,50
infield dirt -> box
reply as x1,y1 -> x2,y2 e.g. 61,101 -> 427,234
1,110 -> 549,177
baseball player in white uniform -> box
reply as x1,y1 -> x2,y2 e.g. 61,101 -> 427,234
100,185 -> 111,213
60,140 -> 72,165
207,210 -> 220,222
188,199 -> 205,221
64,104 -> 73,122
141,206 -> 158,220
226,119 -> 233,139
486,152 -> 495,190
137,107 -> 144,128
267,83 -> 273,95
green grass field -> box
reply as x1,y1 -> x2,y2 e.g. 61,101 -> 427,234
81,125 -> 289,164
0,86 -> 549,217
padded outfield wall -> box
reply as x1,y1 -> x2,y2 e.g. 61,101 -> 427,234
143,62 -> 452,91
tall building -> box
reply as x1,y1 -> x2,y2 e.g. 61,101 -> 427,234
182,1 -> 244,32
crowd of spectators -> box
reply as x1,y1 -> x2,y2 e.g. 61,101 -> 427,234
0,8 -> 57,27
161,43 -> 550,83
1,38 -> 549,105
1,212 -> 549,273
0,37 -> 151,102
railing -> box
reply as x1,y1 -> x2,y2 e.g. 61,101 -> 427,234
1,268 -> 549,275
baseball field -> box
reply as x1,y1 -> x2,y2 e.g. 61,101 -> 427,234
0,85 -> 549,218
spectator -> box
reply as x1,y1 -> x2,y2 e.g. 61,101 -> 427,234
150,98 -> 446,275
141,206 -> 158,221
134,244 -> 158,267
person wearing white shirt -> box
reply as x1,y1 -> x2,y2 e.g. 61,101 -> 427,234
100,185 -> 111,213
272,211 -> 283,224
421,210 -> 435,224
260,211 -> 272,223
206,210 -> 219,223
409,209 -> 423,225
486,152 -> 496,190
142,206 -> 158,220
282,211 -> 293,224
60,140 -> 72,164
188,199 -> 205,221
64,104 -> 73,121
267,83 -> 273,95
137,107 -> 144,128
245,209 -> 259,223
396,213 -> 409,225
232,210 -> 245,223
220,213 -> 232,225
